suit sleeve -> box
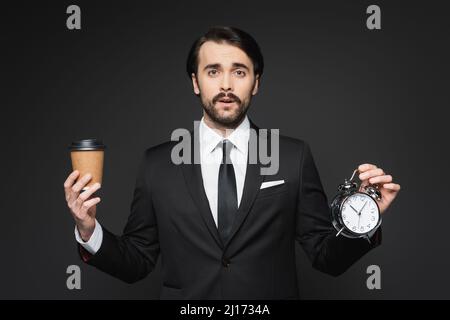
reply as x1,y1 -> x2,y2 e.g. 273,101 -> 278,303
295,141 -> 381,276
78,150 -> 160,283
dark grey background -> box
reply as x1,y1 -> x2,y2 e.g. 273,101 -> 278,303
2,0 -> 449,299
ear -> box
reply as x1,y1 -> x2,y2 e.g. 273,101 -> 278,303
191,73 -> 200,95
252,75 -> 260,95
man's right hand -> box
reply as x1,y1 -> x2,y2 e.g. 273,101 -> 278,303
64,170 -> 102,242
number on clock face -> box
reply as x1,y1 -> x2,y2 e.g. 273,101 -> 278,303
340,193 -> 379,234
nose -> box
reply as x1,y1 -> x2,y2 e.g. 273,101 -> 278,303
220,73 -> 233,92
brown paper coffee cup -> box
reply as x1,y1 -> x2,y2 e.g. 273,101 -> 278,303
69,139 -> 106,191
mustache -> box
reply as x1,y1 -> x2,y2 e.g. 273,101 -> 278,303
212,92 -> 242,105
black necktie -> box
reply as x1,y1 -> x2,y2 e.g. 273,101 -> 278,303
218,140 -> 238,244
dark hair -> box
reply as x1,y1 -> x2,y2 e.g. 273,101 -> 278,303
186,26 -> 264,79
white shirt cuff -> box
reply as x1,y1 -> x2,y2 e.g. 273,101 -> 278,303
74,219 -> 103,255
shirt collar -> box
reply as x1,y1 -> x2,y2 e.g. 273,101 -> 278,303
199,116 -> 250,155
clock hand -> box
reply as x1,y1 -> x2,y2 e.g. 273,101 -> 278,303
358,200 -> 368,216
357,201 -> 367,232
349,204 -> 359,214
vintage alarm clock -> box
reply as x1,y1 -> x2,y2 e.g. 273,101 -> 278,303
330,169 -> 382,241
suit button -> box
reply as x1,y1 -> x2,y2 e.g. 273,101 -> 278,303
222,258 -> 230,268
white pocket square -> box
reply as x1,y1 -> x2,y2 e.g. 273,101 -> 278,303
260,180 -> 285,189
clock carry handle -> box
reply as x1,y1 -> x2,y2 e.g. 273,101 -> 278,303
343,168 -> 382,201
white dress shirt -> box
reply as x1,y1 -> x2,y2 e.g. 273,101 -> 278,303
75,116 -> 251,254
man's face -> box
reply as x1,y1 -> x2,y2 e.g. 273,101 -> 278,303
191,41 -> 259,128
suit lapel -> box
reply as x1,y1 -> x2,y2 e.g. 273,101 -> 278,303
224,121 -> 266,248
180,123 -> 224,249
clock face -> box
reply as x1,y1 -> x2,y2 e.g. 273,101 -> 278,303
341,193 -> 380,234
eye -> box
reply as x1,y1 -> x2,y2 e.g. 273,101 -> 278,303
234,70 -> 246,77
208,69 -> 219,77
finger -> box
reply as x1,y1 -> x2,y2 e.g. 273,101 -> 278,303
75,185 -> 100,212
69,173 -> 92,207
359,168 -> 384,180
369,174 -> 392,184
358,163 -> 377,173
79,183 -> 101,202
382,183 -> 401,191
64,170 -> 80,201
79,197 -> 101,215
71,173 -> 92,194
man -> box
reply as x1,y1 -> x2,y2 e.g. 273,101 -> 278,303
63,26 -> 400,299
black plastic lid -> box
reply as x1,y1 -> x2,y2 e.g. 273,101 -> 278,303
68,139 -> 106,151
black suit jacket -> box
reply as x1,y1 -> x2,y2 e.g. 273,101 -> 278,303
80,121 -> 381,299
